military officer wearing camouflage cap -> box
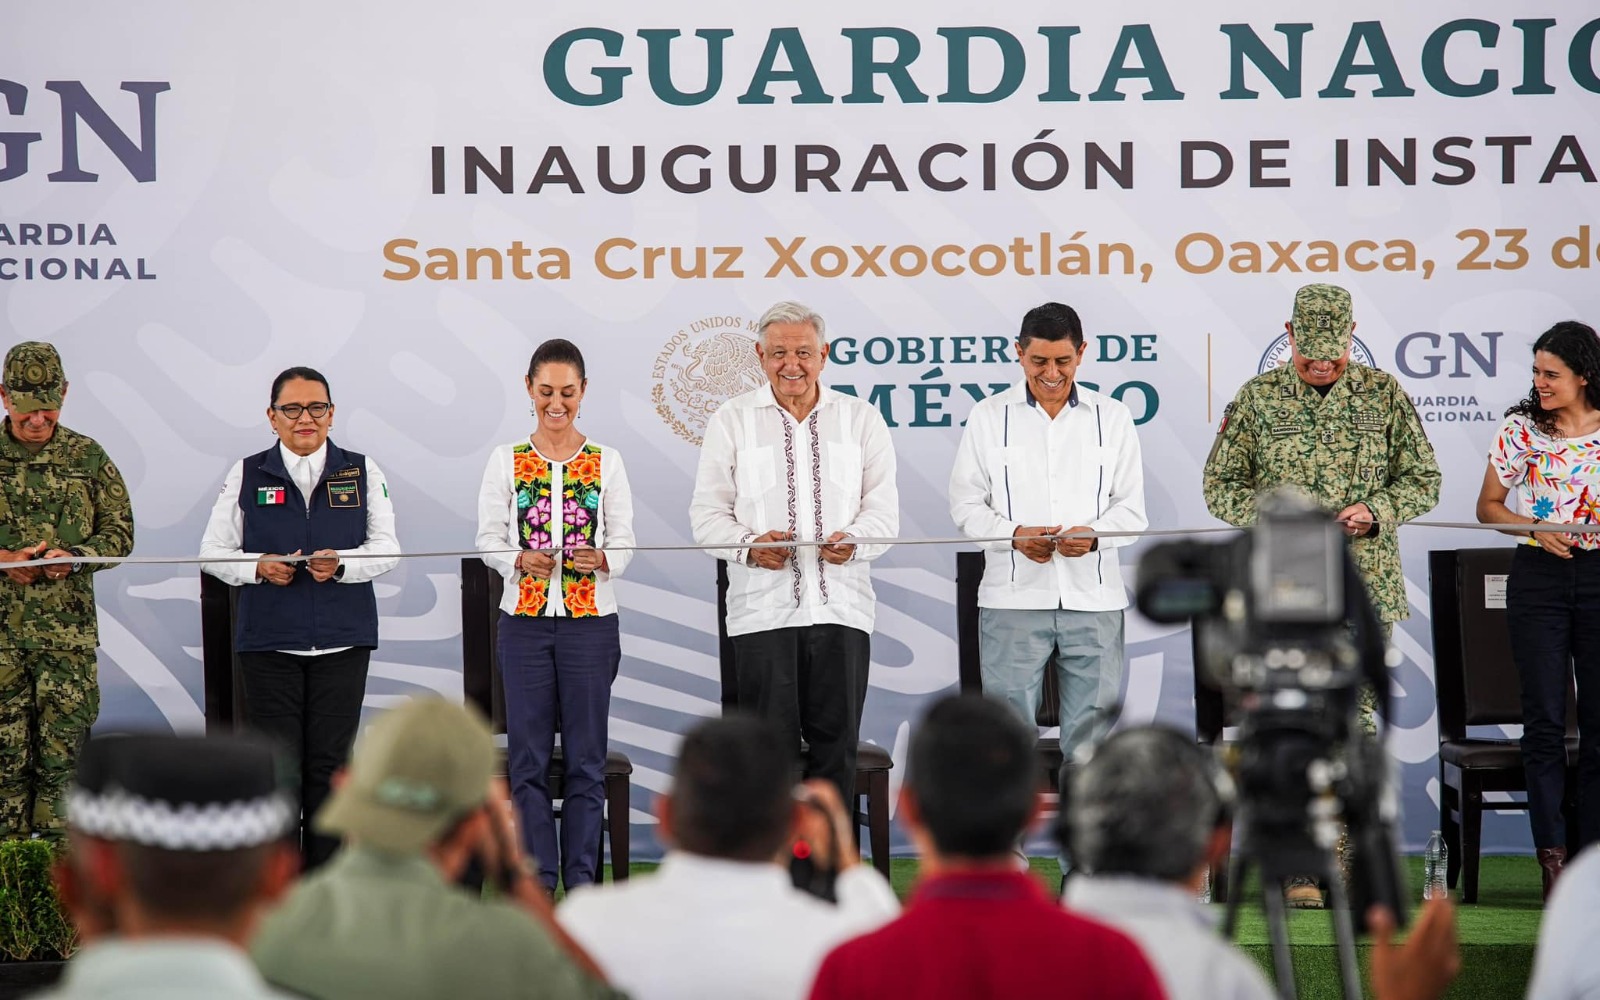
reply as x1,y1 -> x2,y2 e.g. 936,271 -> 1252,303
0,341 -> 134,841
1203,284 -> 1440,626
1203,284 -> 1439,908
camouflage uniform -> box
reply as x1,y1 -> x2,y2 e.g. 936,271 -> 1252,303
1204,285 -> 1437,904
0,343 -> 134,838
1202,288 -> 1441,625
1204,286 -> 1440,735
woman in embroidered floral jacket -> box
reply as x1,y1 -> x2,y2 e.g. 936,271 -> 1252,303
476,339 -> 635,893
1477,320 -> 1600,900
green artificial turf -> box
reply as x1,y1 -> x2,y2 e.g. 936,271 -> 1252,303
602,854 -> 1543,999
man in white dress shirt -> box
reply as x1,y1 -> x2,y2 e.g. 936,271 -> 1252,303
1063,726 -> 1460,1000
199,366 -> 399,868
557,714 -> 898,1000
948,302 -> 1146,758
690,302 -> 898,805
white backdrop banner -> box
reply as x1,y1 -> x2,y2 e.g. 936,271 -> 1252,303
7,1 -> 1600,855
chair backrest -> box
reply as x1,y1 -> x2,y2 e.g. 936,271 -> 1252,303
1191,619 -> 1229,745
198,572 -> 246,732
460,557 -> 508,735
953,550 -> 1061,728
206,558 -> 514,738
1430,547 -> 1529,740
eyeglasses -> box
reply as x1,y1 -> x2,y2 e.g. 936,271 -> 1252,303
273,402 -> 332,420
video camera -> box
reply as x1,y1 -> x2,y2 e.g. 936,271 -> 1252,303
1135,488 -> 1407,994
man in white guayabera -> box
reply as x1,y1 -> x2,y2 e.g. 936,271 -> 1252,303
690,301 -> 899,807
949,302 -> 1147,767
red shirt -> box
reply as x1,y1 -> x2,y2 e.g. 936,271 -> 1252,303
809,870 -> 1167,1000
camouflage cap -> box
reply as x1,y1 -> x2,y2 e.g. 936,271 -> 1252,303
1289,284 -> 1354,361
3,342 -> 66,412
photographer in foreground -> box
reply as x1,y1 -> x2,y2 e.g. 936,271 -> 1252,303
251,697 -> 619,1000
557,713 -> 898,1000
1062,725 -> 1460,1000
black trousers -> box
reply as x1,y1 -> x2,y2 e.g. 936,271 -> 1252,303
731,624 -> 870,806
238,647 -> 370,869
1507,545 -> 1600,851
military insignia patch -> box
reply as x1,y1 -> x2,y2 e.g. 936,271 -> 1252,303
327,480 -> 361,508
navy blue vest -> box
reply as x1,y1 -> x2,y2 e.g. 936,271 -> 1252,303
234,441 -> 379,653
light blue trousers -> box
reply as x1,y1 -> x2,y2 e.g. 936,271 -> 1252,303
978,607 -> 1125,760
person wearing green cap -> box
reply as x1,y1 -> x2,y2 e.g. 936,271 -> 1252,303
251,696 -> 622,1000
1201,284 -> 1441,907
0,340 -> 134,841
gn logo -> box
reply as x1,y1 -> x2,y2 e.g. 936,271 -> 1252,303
0,81 -> 170,183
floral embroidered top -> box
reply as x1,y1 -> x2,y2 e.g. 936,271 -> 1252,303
476,439 -> 635,617
1488,413 -> 1600,551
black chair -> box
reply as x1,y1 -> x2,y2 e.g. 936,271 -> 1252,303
460,558 -> 632,881
199,572 -> 246,733
714,561 -> 893,878
1190,617 -> 1236,902
1429,547 -> 1578,903
954,551 -> 1065,790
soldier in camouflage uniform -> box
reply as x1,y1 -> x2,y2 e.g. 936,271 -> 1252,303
0,342 -> 134,839
1202,284 -> 1440,906
1204,284 -> 1440,629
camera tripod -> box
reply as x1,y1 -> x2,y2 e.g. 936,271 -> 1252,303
1222,798 -> 1363,1000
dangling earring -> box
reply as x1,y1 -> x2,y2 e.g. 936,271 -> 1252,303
529,399 -> 537,418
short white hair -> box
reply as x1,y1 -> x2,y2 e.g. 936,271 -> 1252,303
756,301 -> 827,349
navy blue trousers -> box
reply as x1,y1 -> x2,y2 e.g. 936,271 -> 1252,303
1507,545 -> 1600,851
497,611 -> 619,891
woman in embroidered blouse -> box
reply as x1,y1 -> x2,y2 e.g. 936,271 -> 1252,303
476,338 -> 634,893
1476,320 -> 1600,899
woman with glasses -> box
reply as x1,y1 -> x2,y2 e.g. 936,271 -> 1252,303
199,365 -> 399,868
476,339 -> 634,893
1477,321 -> 1600,900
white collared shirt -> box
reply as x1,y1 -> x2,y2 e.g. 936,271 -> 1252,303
689,386 -> 899,638
199,442 -> 400,653
475,440 -> 634,618
1065,876 -> 1275,1000
949,381 -> 1147,612
1529,845 -> 1600,999
558,853 -> 899,1000
283,442 -> 324,506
